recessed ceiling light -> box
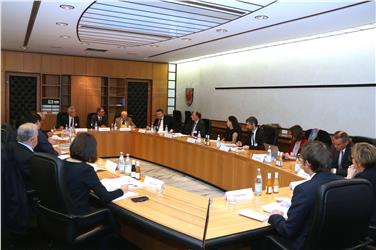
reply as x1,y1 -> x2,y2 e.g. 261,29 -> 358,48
20,46 -> 27,50
216,28 -> 228,33
80,42 -> 89,46
60,35 -> 70,39
56,22 -> 68,27
150,45 -> 159,48
181,38 -> 192,41
60,4 -> 75,10
117,45 -> 126,49
143,57 -> 149,60
255,15 -> 269,20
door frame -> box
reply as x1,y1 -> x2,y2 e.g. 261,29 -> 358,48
126,78 -> 152,127
5,72 -> 41,123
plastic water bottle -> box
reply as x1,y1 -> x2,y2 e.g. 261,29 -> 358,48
216,134 -> 221,148
265,146 -> 272,163
255,168 -> 263,196
295,154 -> 302,173
196,131 -> 202,144
118,152 -> 125,174
125,153 -> 131,175
94,121 -> 98,131
165,125 -> 169,133
114,122 -> 118,130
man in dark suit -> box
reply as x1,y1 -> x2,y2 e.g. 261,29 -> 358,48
152,109 -> 175,132
187,111 -> 206,137
56,106 -> 80,128
331,131 -> 352,176
239,116 -> 265,150
90,107 -> 108,128
268,141 -> 341,250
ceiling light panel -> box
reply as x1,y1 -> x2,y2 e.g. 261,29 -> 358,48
78,0 -> 274,47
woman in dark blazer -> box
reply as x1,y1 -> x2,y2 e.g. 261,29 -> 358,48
223,116 -> 242,144
63,133 -> 128,215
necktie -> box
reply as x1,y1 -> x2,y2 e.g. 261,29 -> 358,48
70,117 -> 74,127
338,150 -> 344,168
122,120 -> 125,125
250,131 -> 254,146
158,119 -> 161,130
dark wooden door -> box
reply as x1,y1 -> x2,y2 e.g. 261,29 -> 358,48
127,81 -> 151,128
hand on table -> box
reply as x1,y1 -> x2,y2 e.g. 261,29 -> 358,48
270,209 -> 284,216
121,184 -> 129,194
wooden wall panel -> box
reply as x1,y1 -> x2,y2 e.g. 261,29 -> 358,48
61,56 -> 74,74
3,51 -> 24,71
73,57 -> 87,75
23,53 -> 41,72
151,63 -> 168,122
41,54 -> 61,74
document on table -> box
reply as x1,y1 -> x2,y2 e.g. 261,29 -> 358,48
239,209 -> 269,222
58,154 -> 70,160
101,176 -> 145,191
262,202 -> 289,218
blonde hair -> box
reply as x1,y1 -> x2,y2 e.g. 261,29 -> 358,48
351,142 -> 376,169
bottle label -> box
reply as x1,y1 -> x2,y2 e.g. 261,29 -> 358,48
255,184 -> 262,195
273,186 -> 279,193
135,173 -> 140,179
267,186 -> 273,194
295,163 -> 301,173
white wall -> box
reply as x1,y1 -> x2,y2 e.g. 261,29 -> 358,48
176,29 -> 376,137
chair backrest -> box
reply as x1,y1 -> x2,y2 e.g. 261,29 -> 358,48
1,123 -> 16,145
305,128 -> 332,147
86,112 -> 96,128
304,179 -> 374,250
56,112 -> 68,128
260,125 -> 278,145
202,119 -> 211,137
30,153 -> 74,214
184,111 -> 192,125
351,136 -> 376,146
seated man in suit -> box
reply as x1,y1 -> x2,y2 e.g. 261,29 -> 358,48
115,111 -> 135,129
56,106 -> 80,129
268,141 -> 341,250
187,111 -> 206,137
152,109 -> 175,132
331,131 -> 352,176
238,116 -> 265,150
90,107 -> 108,128
7,123 -> 39,190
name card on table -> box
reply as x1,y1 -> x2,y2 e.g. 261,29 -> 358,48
98,127 -> 111,132
144,176 -> 165,193
186,137 -> 196,143
251,154 -> 266,163
75,128 -> 88,133
164,133 -> 173,138
138,129 -> 146,133
119,127 -> 131,132
225,188 -> 254,202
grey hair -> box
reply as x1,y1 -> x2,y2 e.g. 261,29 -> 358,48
17,123 -> 38,143
67,106 -> 75,113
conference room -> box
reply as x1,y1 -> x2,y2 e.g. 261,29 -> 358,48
1,0 -> 376,249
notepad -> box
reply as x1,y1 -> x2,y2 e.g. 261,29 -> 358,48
239,209 -> 269,222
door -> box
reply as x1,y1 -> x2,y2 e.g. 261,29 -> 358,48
127,80 -> 151,128
7,73 -> 39,126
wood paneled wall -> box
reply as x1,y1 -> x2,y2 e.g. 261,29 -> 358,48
1,50 -> 168,124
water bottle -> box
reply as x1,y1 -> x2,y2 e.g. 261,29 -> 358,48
94,121 -> 98,131
265,146 -> 272,163
125,153 -> 131,175
295,154 -> 302,173
118,152 -> 125,174
255,168 -> 263,196
205,135 -> 210,145
165,125 -> 169,133
196,131 -> 202,144
114,122 -> 118,130
216,134 -> 221,148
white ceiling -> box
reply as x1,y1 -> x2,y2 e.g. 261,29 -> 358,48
1,0 -> 375,63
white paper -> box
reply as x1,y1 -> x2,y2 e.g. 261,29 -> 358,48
297,169 -> 311,180
225,188 -> 254,202
252,154 -> 266,163
172,133 -> 187,138
58,154 -> 70,160
105,160 -> 118,172
164,133 -> 173,138
219,144 -> 230,152
98,127 -> 111,132
113,191 -> 138,202
75,128 -> 88,133
262,202 -> 289,218
239,209 -> 269,222
144,176 -> 165,192
289,179 -> 308,191
101,176 -> 144,192
275,197 -> 292,207
138,129 -> 146,133
119,128 -> 131,131
186,137 -> 196,143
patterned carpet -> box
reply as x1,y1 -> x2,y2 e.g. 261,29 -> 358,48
109,157 -> 225,198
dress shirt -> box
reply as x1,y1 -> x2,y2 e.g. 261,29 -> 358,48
158,118 -> 164,132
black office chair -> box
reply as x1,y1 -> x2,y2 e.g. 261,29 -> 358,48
305,128 -> 332,147
261,125 -> 279,145
30,153 -> 115,246
266,179 -> 374,250
55,112 -> 68,129
351,136 -> 376,146
173,110 -> 182,132
202,118 -> 211,137
86,112 -> 96,128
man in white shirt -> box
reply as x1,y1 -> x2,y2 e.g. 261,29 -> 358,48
239,116 -> 265,150
152,109 -> 175,132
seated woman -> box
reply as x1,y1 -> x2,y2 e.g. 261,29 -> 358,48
223,116 -> 242,144
284,125 -> 307,160
269,141 -> 340,249
346,142 -> 376,239
63,132 -> 128,215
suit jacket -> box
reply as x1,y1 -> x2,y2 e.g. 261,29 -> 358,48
153,115 -> 175,131
90,115 -> 108,128
35,130 -> 58,156
332,143 -> 352,176
355,166 -> 376,226
115,117 -> 135,128
268,172 -> 341,250
1,145 -> 30,233
57,114 -> 80,128
63,161 -> 123,215
246,127 -> 265,150
187,119 -> 206,137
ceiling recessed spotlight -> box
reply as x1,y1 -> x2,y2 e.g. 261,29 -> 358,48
60,4 -> 74,10
216,28 -> 228,33
150,45 -> 159,48
254,15 -> 269,20
56,22 -> 68,27
80,42 -> 89,46
20,46 -> 27,50
117,45 -> 126,49
143,57 -> 149,60
181,37 -> 192,41
60,35 -> 70,39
